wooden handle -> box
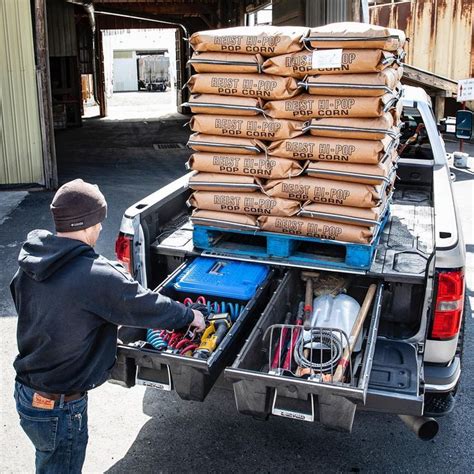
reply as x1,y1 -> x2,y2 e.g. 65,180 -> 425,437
303,278 -> 314,329
332,284 -> 377,383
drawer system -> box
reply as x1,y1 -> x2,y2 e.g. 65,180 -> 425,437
111,258 -> 424,431
111,258 -> 274,401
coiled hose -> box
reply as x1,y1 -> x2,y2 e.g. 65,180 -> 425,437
146,296 -> 243,351
146,329 -> 168,350
293,329 -> 344,374
184,297 -> 242,322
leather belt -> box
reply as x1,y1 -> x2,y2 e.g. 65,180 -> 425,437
37,391 -> 85,402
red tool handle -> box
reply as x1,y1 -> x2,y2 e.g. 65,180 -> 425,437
282,325 -> 301,371
282,303 -> 304,371
271,327 -> 288,369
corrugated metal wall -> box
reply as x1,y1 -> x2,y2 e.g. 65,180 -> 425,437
370,0 -> 473,81
0,0 -> 44,186
47,0 -> 77,57
273,0 -> 356,27
306,0 -> 355,27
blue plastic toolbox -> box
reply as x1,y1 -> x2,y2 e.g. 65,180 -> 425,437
173,257 -> 270,300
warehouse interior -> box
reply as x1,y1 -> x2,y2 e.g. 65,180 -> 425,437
37,0 -> 277,189
35,0 -> 365,189
1,0 -> 472,189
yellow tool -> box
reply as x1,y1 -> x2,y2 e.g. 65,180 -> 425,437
193,313 -> 232,360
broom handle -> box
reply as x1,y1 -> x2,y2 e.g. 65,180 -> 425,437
332,284 -> 377,383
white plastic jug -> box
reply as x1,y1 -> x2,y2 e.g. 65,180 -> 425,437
309,294 -> 362,351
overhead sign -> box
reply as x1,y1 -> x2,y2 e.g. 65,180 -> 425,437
457,78 -> 474,102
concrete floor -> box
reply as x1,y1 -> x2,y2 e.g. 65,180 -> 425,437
0,106 -> 473,472
84,89 -> 178,121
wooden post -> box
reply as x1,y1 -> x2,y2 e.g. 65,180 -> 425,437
239,1 -> 246,26
34,0 -> 58,190
97,29 -> 107,118
434,95 -> 446,124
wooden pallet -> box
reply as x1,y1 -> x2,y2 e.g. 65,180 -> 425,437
193,214 -> 389,271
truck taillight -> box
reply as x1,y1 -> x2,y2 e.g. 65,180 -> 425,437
430,269 -> 465,340
115,233 -> 133,273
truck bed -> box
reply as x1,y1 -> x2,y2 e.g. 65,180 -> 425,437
151,184 -> 434,284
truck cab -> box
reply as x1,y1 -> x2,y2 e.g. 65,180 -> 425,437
111,86 -> 465,438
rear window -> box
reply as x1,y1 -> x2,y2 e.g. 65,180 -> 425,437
399,106 -> 434,160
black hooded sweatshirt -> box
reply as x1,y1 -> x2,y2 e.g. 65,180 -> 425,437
11,229 -> 194,393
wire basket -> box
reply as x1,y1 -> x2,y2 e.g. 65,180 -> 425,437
263,323 -> 360,386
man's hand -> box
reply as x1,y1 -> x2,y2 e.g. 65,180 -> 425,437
189,303 -> 209,317
191,309 -> 206,333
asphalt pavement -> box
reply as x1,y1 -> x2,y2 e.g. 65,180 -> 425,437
0,101 -> 473,473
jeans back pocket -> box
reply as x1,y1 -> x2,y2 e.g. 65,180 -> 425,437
18,410 -> 59,452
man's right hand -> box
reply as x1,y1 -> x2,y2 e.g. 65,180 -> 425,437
191,310 -> 206,333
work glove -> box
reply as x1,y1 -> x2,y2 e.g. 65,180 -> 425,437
190,303 -> 209,318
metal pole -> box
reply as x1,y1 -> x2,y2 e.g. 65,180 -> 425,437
360,0 -> 370,23
460,101 -> 465,153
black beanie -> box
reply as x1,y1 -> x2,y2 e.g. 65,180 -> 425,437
50,179 -> 107,232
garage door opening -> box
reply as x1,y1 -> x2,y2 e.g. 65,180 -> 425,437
40,0 -> 233,192
54,20 -> 190,192
83,28 -> 178,120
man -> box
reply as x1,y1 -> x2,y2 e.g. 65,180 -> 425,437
11,179 -> 205,473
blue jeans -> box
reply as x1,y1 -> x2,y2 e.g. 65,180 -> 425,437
14,382 -> 88,474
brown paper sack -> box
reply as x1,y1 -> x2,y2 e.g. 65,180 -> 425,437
299,202 -> 386,227
187,133 -> 265,155
191,209 -> 259,231
305,22 -> 406,51
188,52 -> 264,73
187,153 -> 304,179
262,49 -> 398,78
187,73 -> 300,100
264,176 -> 383,208
189,191 -> 300,217
264,93 -> 398,120
189,172 -> 262,192
258,216 -> 373,244
267,135 -> 397,164
190,114 -> 306,141
306,155 -> 396,185
306,113 -> 399,140
396,64 -> 404,80
189,26 -> 309,57
391,98 -> 403,126
184,94 -> 264,116
303,69 -> 401,97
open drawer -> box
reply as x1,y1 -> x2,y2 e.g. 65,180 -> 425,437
225,270 -> 384,432
110,258 -> 275,401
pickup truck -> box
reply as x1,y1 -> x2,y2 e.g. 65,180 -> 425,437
110,86 -> 466,440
